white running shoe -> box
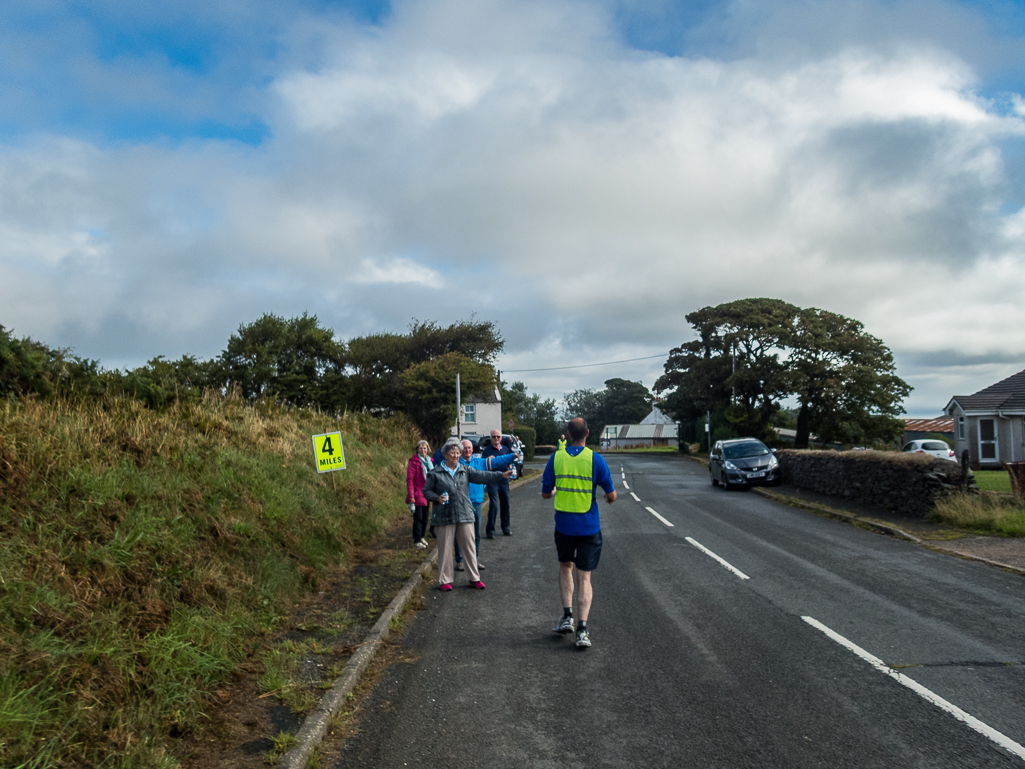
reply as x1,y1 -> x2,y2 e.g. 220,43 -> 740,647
553,615 -> 575,634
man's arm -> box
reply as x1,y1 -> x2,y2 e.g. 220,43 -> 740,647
594,454 -> 616,503
540,454 -> 556,499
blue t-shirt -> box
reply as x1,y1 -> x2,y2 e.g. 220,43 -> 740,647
541,446 -> 614,536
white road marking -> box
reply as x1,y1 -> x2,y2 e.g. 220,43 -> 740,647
621,472 -> 626,480
685,537 -> 750,580
622,480 -> 630,490
645,506 -> 675,527
802,616 -> 1025,761
630,492 -> 641,502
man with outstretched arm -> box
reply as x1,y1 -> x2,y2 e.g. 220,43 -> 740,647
541,417 -> 616,649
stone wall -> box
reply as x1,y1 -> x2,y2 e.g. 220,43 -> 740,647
776,450 -> 965,518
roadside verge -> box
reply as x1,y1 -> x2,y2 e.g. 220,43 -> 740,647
277,470 -> 542,769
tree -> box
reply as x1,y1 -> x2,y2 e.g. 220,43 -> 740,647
501,381 -> 560,445
563,388 -> 605,441
656,299 -> 911,447
786,308 -> 911,447
400,353 -> 496,446
214,313 -> 346,408
602,378 -> 652,425
345,319 -> 503,413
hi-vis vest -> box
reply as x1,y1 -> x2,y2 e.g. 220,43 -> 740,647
558,438 -> 567,450
553,448 -> 594,514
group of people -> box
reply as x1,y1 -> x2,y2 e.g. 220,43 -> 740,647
404,419 -> 616,649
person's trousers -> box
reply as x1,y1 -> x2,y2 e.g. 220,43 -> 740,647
412,505 -> 430,543
436,523 -> 479,584
485,480 -> 510,535
454,501 -> 482,563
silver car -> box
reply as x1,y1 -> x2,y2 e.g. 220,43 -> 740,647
709,438 -> 781,489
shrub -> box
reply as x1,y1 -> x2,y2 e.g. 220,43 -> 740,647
512,424 -> 535,460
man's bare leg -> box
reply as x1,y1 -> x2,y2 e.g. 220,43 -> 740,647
559,562 -> 575,608
576,569 -> 593,622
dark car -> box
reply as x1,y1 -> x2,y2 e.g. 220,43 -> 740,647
709,438 -> 780,489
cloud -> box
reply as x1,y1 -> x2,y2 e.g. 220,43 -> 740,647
1,0 -> 1024,416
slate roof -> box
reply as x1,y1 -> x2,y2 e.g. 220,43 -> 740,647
948,369 -> 1025,413
639,406 -> 675,425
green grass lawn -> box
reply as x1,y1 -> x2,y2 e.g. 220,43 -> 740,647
974,470 -> 1013,493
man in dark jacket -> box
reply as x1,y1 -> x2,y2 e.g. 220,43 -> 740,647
481,429 -> 516,537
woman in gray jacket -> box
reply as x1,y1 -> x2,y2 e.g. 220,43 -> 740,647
424,437 -> 511,591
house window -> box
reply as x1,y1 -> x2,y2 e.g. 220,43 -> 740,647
979,418 -> 997,461
463,404 -> 476,423
957,416 -> 965,440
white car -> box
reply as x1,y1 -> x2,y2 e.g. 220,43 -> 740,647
902,439 -> 956,462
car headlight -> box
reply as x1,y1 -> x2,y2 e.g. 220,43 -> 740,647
768,455 -> 779,469
724,461 -> 738,470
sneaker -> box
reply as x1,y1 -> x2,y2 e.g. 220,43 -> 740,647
418,538 -> 429,547
477,563 -> 486,570
440,584 -> 453,592
554,615 -> 575,634
575,628 -> 591,648
415,541 -> 427,549
470,581 -> 486,589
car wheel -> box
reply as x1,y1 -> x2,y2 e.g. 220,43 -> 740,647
721,474 -> 731,491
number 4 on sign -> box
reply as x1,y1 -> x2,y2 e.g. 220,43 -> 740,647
312,431 -> 346,474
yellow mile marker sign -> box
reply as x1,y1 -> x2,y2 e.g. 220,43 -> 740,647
312,432 -> 346,473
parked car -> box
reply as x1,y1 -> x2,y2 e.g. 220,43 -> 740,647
709,438 -> 780,489
902,439 -> 956,462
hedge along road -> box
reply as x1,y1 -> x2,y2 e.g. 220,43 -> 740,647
330,454 -> 1025,768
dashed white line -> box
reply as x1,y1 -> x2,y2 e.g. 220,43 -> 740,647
622,480 -> 630,490
645,506 -> 674,527
802,616 -> 1025,761
630,492 -> 641,502
685,537 -> 750,580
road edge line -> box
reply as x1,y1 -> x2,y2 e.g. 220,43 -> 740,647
278,547 -> 438,769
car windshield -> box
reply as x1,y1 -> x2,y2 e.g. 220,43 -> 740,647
723,441 -> 769,459
921,441 -> 949,451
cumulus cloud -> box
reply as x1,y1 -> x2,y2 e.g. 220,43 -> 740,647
1,0 -> 1024,413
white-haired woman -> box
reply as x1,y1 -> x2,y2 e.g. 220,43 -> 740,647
424,437 -> 511,590
406,440 -> 433,548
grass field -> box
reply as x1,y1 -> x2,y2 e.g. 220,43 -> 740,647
0,393 -> 415,769
973,469 -> 1013,493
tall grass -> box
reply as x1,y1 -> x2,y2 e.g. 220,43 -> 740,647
0,392 -> 416,768
932,492 -> 1025,537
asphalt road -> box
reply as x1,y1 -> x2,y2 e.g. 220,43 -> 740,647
332,454 -> 1025,768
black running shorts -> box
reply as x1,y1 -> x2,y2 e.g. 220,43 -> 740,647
554,530 -> 602,572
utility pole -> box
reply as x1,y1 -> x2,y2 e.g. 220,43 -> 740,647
456,373 -> 461,440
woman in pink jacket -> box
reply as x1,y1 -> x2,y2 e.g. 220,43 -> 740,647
406,440 -> 433,548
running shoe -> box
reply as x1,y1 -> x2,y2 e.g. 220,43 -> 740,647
415,541 -> 427,549
440,584 -> 453,592
575,628 -> 591,648
470,580 -> 486,589
553,615 -> 575,634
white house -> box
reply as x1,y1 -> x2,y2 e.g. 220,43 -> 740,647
601,407 -> 679,448
451,384 -> 503,443
944,369 -> 1025,469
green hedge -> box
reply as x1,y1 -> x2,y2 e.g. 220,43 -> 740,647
512,424 -> 536,460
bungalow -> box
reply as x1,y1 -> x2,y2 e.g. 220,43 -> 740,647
944,369 -> 1025,469
600,407 -> 679,449
450,385 -> 503,444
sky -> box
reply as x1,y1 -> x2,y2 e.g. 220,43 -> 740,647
2,0 -> 1025,417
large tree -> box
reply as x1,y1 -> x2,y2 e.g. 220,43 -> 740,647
656,299 -> 796,441
602,378 -> 653,425
400,353 -> 496,446
214,313 -> 346,407
655,299 -> 911,447
501,381 -> 560,445
786,308 -> 911,447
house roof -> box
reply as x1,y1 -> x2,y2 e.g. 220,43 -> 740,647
904,417 -> 953,433
603,424 -> 679,439
639,406 -> 675,425
947,368 -> 1025,414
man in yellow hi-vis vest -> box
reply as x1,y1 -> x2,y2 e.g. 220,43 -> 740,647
541,417 -> 616,649
558,435 -> 567,451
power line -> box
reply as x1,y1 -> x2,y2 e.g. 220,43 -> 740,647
500,353 -> 669,373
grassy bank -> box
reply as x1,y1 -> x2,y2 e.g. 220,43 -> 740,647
0,392 -> 415,768
932,492 -> 1025,536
